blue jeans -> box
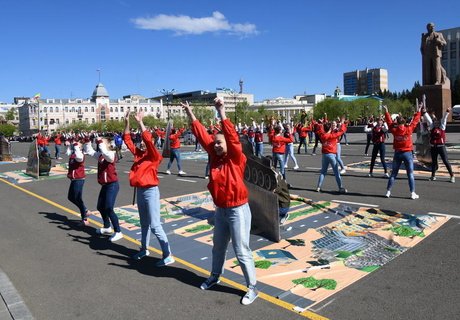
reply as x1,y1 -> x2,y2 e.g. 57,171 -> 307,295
387,151 -> 415,192
317,153 -> 343,189
255,143 -> 263,158
68,179 -> 87,219
137,186 -> 171,258
336,143 -> 345,170
55,144 -> 61,159
167,148 -> 182,171
284,143 -> 298,167
212,203 -> 257,288
272,152 -> 286,178
370,143 -> 387,173
97,181 -> 121,232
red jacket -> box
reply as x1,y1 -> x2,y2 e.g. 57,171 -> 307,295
385,112 -> 421,152
271,134 -> 293,154
67,146 -> 85,180
54,134 -> 62,145
124,131 -> 162,188
319,124 -> 346,154
192,118 -> 248,208
169,128 -> 184,149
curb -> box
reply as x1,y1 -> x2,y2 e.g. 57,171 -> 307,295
0,268 -> 34,320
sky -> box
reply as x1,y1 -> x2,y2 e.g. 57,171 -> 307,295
1,0 -> 459,103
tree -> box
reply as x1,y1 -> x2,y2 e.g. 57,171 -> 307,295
452,75 -> 460,106
0,123 -> 16,137
5,107 -> 16,121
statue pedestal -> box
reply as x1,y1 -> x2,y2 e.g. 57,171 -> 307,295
419,84 -> 452,121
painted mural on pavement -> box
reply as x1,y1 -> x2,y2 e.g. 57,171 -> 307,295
88,190 -> 449,311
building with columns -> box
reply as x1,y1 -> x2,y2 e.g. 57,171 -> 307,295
250,97 -> 314,123
18,83 -> 165,135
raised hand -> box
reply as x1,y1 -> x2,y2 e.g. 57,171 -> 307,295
134,110 -> 144,123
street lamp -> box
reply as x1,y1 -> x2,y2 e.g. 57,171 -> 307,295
159,89 -> 176,121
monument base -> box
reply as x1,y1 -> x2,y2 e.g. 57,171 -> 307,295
419,84 -> 452,121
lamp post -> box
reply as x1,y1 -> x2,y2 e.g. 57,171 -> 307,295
160,89 -> 175,121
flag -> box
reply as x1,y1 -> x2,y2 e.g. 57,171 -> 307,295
33,93 -> 41,100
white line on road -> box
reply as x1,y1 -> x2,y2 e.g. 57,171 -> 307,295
176,178 -> 197,183
200,257 -> 208,260
332,200 -> 379,208
428,212 -> 460,219
308,298 -> 336,312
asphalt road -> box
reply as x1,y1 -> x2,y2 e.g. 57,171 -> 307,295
1,134 -> 459,320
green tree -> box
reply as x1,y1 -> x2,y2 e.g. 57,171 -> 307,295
0,123 -> 16,136
5,107 -> 16,121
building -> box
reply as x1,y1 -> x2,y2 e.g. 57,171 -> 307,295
343,68 -> 388,95
250,97 -> 314,123
439,26 -> 460,82
18,83 -> 163,135
152,89 -> 254,114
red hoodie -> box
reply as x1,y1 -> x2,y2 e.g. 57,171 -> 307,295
192,118 -> 248,208
124,130 -> 162,188
271,134 -> 293,154
385,112 -> 421,152
319,123 -> 346,154
169,128 -> 184,149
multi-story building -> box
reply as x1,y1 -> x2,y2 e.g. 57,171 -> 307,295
343,68 -> 388,95
18,83 -> 163,135
152,89 -> 254,114
0,102 -> 20,125
439,26 -> 460,82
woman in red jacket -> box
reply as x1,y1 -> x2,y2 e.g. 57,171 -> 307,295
166,127 -> 186,175
384,105 -> 422,199
269,126 -> 293,179
123,111 -> 174,265
182,98 -> 258,306
316,119 -> 347,193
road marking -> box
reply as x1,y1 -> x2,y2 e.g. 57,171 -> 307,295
332,200 -> 379,208
0,178 -> 326,320
200,257 -> 208,261
428,212 -> 460,219
308,298 -> 337,312
176,178 -> 196,183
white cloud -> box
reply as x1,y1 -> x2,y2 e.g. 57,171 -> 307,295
132,11 -> 258,37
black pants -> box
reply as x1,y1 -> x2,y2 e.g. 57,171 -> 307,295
431,145 -> 453,177
369,143 -> 387,174
297,137 -> 307,154
364,134 -> 372,154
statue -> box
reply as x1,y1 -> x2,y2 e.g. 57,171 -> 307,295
421,23 -> 448,86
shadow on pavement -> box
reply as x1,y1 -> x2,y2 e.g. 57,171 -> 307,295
37,211 -> 242,297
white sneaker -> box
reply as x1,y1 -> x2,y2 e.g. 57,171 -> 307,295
450,176 -> 456,183
340,169 -> 346,174
293,165 -> 299,170
109,232 -> 123,242
284,165 -> 288,169
384,173 -> 389,178
385,190 -> 391,198
178,170 -> 186,175
316,187 -> 321,192
166,170 -> 171,175
96,227 -> 113,235
410,192 -> 419,200
241,288 -> 259,305
368,173 -> 373,177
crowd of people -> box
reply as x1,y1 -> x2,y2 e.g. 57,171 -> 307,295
27,99 -> 457,306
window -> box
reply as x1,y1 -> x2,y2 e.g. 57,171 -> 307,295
92,118 -> 95,123
85,106 -> 88,112
115,107 -> 118,112
120,106 -> 124,112
66,119 -> 69,124
71,107 -> 75,112
55,119 -> 59,124
72,119 -> 76,123
110,107 -> 113,112
65,106 -> 68,112
85,118 -> 88,123
91,106 -> 95,112
55,107 -> 59,112
44,107 -> 47,113
451,51 -> 457,59
151,107 -> 154,112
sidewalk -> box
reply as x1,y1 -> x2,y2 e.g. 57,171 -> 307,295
0,268 -> 33,320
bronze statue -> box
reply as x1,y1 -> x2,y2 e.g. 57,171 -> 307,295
421,23 -> 448,85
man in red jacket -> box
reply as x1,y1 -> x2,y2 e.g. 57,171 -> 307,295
123,111 -> 174,266
182,98 -> 258,306
384,105 -> 422,199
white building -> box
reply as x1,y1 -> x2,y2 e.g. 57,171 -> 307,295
250,97 -> 314,123
18,83 -> 164,135
0,102 -> 20,125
